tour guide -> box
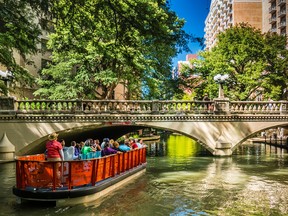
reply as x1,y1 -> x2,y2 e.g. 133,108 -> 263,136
46,132 -> 64,161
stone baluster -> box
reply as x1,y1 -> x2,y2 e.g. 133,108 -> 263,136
162,102 -> 168,113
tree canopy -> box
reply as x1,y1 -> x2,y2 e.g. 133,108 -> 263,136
185,23 -> 288,101
0,0 -> 51,95
34,0 -> 191,100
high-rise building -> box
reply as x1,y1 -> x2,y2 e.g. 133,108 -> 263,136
264,0 -> 287,36
176,54 -> 198,77
204,0 -> 262,50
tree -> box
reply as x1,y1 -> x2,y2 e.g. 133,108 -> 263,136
188,23 -> 288,101
34,0 -> 191,100
262,32 -> 288,100
0,0 -> 51,96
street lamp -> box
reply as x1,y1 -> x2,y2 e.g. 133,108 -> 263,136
0,70 -> 14,96
214,74 -> 229,99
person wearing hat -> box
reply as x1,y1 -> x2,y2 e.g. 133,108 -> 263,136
46,132 -> 64,161
45,132 -> 64,187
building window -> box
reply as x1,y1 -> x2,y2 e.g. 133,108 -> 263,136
41,39 -> 48,51
40,18 -> 55,33
41,59 -> 52,69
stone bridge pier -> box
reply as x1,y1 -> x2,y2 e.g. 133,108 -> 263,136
137,119 -> 288,156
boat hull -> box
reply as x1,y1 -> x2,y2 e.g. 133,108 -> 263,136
13,164 -> 146,206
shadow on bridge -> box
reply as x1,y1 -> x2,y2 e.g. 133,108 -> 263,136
2,98 -> 288,159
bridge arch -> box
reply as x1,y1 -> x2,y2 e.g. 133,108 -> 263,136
231,123 -> 288,151
2,98 -> 288,157
3,118 -> 288,157
8,122 -> 213,156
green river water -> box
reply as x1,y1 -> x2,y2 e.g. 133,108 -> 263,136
1,134 -> 288,216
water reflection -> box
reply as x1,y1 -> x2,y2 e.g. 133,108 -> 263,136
146,134 -> 208,158
2,135 -> 288,215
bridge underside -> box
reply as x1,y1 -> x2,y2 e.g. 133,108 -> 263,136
1,116 -> 288,157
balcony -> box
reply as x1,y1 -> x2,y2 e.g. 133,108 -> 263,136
228,19 -> 233,25
278,21 -> 286,28
278,10 -> 286,17
278,0 -> 286,6
220,2 -> 224,9
269,16 -> 277,24
269,6 -> 277,13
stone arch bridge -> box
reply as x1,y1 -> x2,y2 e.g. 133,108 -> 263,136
1,97 -> 288,160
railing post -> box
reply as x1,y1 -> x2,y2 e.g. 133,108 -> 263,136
213,98 -> 230,114
152,100 -> 159,114
75,99 -> 83,113
0,96 -> 16,114
280,100 -> 287,114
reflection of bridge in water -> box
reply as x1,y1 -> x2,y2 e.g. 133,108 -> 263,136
1,97 -> 288,159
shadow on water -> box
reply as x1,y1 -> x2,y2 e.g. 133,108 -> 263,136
3,135 -> 288,215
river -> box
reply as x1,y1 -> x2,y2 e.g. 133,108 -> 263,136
1,134 -> 288,216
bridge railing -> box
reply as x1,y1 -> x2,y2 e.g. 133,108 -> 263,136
229,101 -> 288,114
12,99 -> 214,114
1,97 -> 288,115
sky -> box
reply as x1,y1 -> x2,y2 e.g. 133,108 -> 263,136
170,0 -> 211,66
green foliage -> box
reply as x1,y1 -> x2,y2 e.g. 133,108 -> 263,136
35,0 -> 191,100
0,80 -> 8,95
189,23 -> 288,100
0,0 -> 51,95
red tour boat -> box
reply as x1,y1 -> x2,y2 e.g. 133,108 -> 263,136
13,148 -> 147,206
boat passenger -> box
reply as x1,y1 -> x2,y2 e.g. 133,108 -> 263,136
109,139 -> 115,148
139,139 -> 147,148
81,139 -> 96,155
93,139 -> 102,151
101,142 -> 118,157
129,138 -> 138,149
118,140 -> 131,152
45,132 -> 64,187
64,145 -> 76,160
59,139 -> 68,152
46,133 -> 64,162
112,141 -> 120,151
135,138 -> 142,148
86,138 -> 97,152
71,141 -> 80,159
101,138 -> 110,149
79,141 -> 85,151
